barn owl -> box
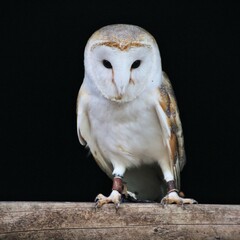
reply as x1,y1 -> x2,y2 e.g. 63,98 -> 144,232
77,24 -> 196,208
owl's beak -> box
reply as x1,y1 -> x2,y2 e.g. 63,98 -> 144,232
114,83 -> 127,101
117,86 -> 125,97
113,70 -> 130,100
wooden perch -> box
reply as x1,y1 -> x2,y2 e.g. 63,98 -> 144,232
0,202 -> 239,239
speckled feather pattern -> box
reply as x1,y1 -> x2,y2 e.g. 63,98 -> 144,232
90,24 -> 154,45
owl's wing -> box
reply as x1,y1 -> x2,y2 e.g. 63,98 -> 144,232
155,72 -> 186,189
76,87 -> 88,146
76,84 -> 113,179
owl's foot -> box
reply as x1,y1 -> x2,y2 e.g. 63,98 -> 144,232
161,191 -> 197,205
95,176 -> 123,210
161,180 -> 197,205
95,190 -> 122,209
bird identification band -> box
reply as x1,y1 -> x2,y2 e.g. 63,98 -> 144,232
112,177 -> 123,193
167,180 -> 179,194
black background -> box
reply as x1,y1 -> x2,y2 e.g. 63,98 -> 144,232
1,1 -> 240,204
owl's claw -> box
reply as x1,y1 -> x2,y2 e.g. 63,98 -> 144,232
94,190 -> 122,209
161,191 -> 197,205
115,202 -> 121,212
94,193 -> 109,208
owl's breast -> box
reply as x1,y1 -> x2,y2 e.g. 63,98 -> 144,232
87,92 -> 167,166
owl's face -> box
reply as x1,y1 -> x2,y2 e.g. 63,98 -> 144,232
84,24 -> 162,103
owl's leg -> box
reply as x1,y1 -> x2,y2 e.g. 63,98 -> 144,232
158,159 -> 197,205
95,175 -> 124,209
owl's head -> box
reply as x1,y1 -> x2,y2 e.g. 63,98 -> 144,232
84,24 -> 162,103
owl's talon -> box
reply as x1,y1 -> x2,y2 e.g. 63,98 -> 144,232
177,199 -> 184,206
115,202 -> 120,212
94,194 -> 108,208
116,202 -> 120,208
160,195 -> 169,205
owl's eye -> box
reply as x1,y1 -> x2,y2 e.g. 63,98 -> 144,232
102,60 -> 112,69
131,60 -> 141,69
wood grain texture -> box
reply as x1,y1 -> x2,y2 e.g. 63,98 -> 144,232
0,202 -> 239,239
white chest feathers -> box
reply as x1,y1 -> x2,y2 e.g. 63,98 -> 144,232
85,89 -> 168,169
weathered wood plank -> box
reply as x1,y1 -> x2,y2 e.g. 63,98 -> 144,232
0,202 -> 239,240
1,225 -> 240,240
